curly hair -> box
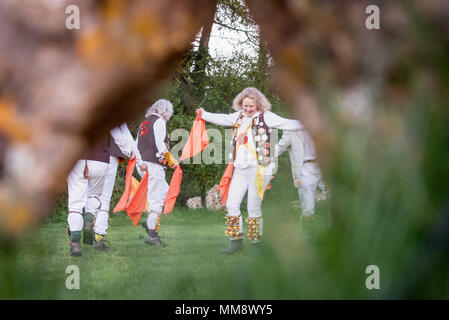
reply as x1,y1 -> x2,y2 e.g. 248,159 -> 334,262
232,87 -> 272,112
145,99 -> 174,120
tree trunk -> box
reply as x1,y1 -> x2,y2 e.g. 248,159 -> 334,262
256,36 -> 269,86
199,16 -> 214,49
194,6 -> 216,73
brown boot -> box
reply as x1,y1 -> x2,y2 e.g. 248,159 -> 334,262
93,233 -> 109,251
70,242 -> 82,257
69,231 -> 82,256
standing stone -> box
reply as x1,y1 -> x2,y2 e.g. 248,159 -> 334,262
205,185 -> 225,211
186,196 -> 203,209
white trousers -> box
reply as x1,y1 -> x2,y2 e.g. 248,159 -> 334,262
226,165 -> 271,219
67,160 -> 108,233
93,156 -> 121,235
137,161 -> 169,230
100,156 -> 119,212
298,162 -> 322,216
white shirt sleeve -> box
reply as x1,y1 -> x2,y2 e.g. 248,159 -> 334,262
201,110 -> 240,127
274,131 -> 291,158
110,126 -> 132,157
135,130 -> 142,165
264,111 -> 304,131
119,123 -> 142,161
153,118 -> 169,155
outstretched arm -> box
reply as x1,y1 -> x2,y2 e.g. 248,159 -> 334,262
264,111 -> 304,131
197,108 -> 240,127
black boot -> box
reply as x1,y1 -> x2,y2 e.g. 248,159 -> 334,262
145,230 -> 161,246
220,239 -> 244,254
83,212 -> 95,245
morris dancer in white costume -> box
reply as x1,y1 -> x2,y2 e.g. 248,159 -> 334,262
275,130 -> 326,230
100,123 -> 141,215
67,128 -> 133,256
136,99 -> 179,246
197,87 -> 304,254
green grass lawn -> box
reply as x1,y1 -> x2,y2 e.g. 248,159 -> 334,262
0,201 -> 337,300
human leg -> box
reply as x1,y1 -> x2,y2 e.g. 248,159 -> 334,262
99,156 -> 118,213
67,160 -> 88,256
83,161 -> 108,247
299,163 -> 321,238
221,169 -> 249,254
93,157 -> 118,247
144,163 -> 169,246
246,168 -> 271,247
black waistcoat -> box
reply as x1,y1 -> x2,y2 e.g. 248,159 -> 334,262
137,114 -> 169,166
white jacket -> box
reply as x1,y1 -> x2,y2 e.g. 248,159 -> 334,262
201,110 -> 303,131
201,109 -> 304,169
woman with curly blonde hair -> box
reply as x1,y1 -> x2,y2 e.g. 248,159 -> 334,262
197,87 -> 304,254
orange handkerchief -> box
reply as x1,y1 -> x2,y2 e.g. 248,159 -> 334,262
163,166 -> 183,214
125,170 -> 148,227
113,158 -> 136,213
180,115 -> 209,161
218,162 -> 234,205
